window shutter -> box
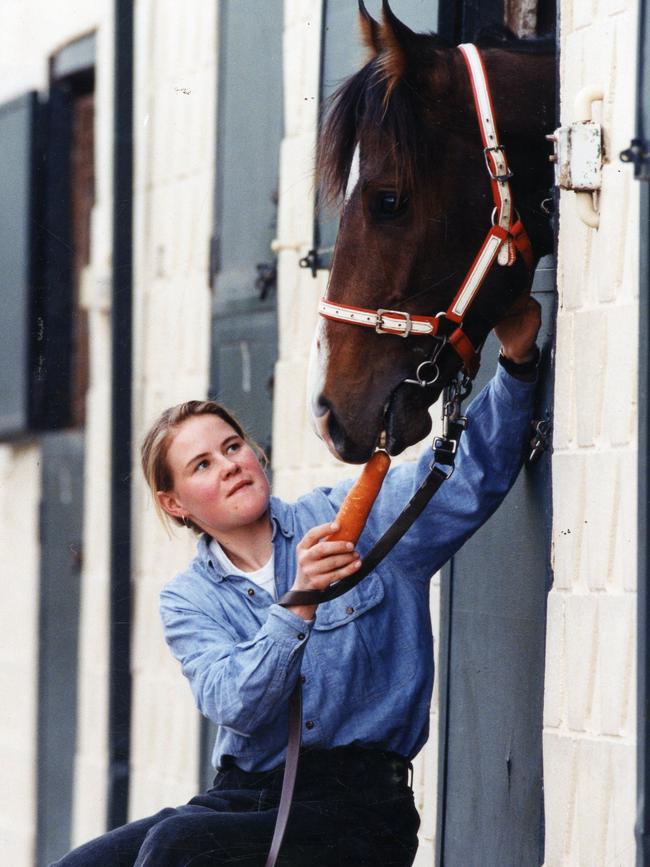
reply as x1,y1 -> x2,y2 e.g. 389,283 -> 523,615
0,84 -> 81,439
35,84 -> 75,430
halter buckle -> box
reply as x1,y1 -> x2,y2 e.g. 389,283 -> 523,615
376,309 -> 413,337
484,146 -> 514,182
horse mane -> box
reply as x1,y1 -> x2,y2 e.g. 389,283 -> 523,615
316,42 -> 443,212
316,31 -> 553,212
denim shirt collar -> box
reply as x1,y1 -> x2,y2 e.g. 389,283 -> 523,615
196,495 -> 295,582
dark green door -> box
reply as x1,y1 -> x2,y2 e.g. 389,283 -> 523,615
209,0 -> 284,458
436,261 -> 555,866
435,3 -> 556,863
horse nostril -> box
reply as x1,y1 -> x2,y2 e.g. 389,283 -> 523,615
314,393 -> 331,418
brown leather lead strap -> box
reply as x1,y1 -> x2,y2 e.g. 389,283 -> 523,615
264,682 -> 302,867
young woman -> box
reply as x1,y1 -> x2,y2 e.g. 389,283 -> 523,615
52,302 -> 540,866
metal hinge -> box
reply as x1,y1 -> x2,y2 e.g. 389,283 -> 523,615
208,234 -> 220,289
528,418 -> 552,464
255,261 -> 277,300
620,137 -> 650,180
299,248 -> 320,278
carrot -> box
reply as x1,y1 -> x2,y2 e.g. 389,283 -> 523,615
328,450 -> 392,544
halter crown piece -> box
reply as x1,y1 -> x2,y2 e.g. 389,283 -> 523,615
318,43 -> 535,379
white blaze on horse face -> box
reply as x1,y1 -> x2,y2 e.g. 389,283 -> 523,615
344,144 -> 361,204
305,145 -> 361,458
307,319 -> 337,452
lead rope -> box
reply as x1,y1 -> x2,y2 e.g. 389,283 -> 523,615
263,376 -> 471,867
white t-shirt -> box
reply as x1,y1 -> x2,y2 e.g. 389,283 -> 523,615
209,538 -> 276,600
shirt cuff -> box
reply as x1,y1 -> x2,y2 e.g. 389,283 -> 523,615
491,360 -> 537,410
265,604 -> 315,639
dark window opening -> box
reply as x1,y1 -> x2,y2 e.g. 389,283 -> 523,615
45,55 -> 95,430
68,89 -> 95,427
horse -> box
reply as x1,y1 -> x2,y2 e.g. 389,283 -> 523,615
309,0 -> 555,462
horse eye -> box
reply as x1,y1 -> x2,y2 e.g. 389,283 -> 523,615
373,192 -> 409,220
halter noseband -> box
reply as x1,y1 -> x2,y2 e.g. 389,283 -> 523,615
318,43 -> 535,380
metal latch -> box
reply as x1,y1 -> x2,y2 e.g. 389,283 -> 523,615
528,418 -> 552,464
546,86 -> 604,228
549,121 -> 602,191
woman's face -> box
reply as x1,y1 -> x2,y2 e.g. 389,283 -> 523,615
158,414 -> 270,536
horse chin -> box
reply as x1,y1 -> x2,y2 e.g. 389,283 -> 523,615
312,405 -> 386,464
384,381 -> 444,456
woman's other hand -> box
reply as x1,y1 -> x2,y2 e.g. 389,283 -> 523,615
287,521 -> 361,620
494,295 -> 541,364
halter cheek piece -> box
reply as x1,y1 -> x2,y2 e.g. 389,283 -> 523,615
318,43 -> 535,381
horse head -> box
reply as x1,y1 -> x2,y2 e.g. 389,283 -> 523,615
309,0 -> 555,462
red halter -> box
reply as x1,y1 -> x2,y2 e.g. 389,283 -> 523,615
319,43 -> 535,378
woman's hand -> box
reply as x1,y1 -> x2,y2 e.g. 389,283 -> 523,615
287,521 -> 361,620
494,295 -> 541,364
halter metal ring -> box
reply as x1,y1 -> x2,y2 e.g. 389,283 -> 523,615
404,360 -> 440,388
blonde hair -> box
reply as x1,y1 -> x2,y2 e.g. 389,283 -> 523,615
140,400 -> 267,533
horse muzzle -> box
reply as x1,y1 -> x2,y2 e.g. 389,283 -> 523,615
311,377 -> 447,461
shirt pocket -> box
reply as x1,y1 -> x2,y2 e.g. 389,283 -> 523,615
311,571 -> 385,630
310,573 -> 395,703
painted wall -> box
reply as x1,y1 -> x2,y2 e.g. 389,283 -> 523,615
543,0 -> 639,863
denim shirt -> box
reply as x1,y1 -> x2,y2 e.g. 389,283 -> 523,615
159,365 -> 536,771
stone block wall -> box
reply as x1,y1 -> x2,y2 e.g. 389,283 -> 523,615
129,0 -> 217,819
544,0 -> 639,863
0,447 -> 41,865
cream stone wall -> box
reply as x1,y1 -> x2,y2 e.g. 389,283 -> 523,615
544,0 -> 639,864
129,0 -> 217,818
0,447 -> 41,866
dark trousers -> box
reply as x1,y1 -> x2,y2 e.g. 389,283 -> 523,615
50,747 -> 420,866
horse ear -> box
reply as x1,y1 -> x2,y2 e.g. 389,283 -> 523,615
378,0 -> 430,93
358,0 -> 381,58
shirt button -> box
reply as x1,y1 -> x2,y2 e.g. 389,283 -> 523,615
247,588 -> 255,597
297,632 -> 305,641
346,606 -> 354,615
305,720 -> 315,730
